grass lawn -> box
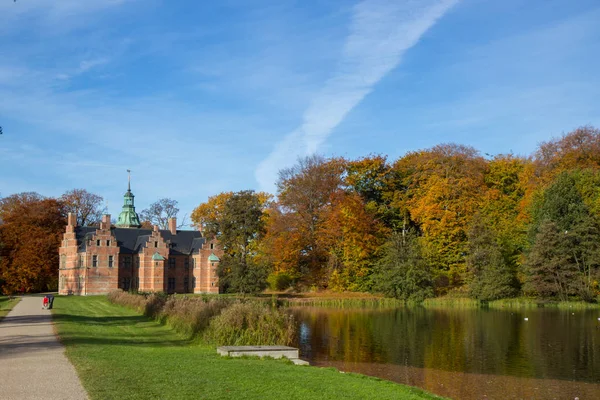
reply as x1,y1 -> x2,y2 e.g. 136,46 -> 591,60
52,296 -> 445,400
0,296 -> 20,321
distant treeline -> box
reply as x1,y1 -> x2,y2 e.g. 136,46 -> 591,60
2,126 -> 600,301
192,126 -> 600,302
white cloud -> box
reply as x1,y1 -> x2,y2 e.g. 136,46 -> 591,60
255,0 -> 458,193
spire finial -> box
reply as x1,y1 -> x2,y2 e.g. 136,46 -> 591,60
127,169 -> 131,191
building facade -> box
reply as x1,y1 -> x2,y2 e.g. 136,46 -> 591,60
58,181 -> 221,295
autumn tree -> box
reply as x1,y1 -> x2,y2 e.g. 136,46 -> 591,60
60,189 -> 106,226
140,198 -> 187,229
318,192 -> 388,291
534,126 -> 600,181
371,230 -> 433,302
271,155 -> 346,287
0,194 -> 66,293
480,155 -> 532,274
391,144 -> 487,290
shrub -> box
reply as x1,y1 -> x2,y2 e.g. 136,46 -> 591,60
204,301 -> 296,346
267,272 -> 293,291
107,290 -> 147,312
159,296 -> 232,337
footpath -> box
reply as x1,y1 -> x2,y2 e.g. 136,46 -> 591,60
0,296 -> 88,400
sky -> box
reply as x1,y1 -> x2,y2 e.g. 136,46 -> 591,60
1,0 -> 599,223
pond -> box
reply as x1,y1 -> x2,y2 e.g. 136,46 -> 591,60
291,306 -> 600,400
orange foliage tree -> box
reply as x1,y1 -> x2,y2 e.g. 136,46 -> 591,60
0,194 -> 66,294
391,144 -> 487,289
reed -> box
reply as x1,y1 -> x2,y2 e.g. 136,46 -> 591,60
107,290 -> 296,345
280,297 -> 403,309
204,301 -> 296,346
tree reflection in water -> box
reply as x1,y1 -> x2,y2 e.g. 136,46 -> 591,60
292,307 -> 600,400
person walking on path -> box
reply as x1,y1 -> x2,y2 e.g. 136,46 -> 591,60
0,296 -> 88,400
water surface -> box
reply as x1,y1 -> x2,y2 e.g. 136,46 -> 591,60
292,306 -> 600,399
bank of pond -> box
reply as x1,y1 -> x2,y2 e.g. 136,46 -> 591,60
64,292 -> 600,399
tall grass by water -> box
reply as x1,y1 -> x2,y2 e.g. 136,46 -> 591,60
107,291 -> 295,345
204,301 -> 295,346
280,297 -> 403,309
279,293 -> 600,310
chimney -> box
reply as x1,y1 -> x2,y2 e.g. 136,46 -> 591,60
66,212 -> 76,233
100,214 -> 111,230
67,212 -> 76,227
168,217 -> 177,235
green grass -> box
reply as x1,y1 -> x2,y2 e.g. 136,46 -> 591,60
52,296 -> 445,400
0,296 -> 20,321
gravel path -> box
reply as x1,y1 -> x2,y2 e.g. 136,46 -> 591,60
0,296 -> 88,400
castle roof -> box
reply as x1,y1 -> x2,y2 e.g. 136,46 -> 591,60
75,226 -> 205,255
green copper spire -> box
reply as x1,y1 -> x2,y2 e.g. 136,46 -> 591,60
116,169 -> 142,228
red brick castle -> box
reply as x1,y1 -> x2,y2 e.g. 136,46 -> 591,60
58,177 -> 221,295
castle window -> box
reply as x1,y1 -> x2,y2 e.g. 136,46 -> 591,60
92,255 -> 98,267
154,241 -> 158,248
168,277 -> 176,292
210,243 -> 214,250
192,258 -> 196,269
124,256 -> 132,268
183,277 -> 189,292
122,277 -> 131,291
78,255 -> 83,268
108,256 -> 114,268
184,258 -> 189,270
106,240 -> 110,246
169,257 -> 176,268
96,240 -> 101,246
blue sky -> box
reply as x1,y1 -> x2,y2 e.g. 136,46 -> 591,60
1,0 -> 599,223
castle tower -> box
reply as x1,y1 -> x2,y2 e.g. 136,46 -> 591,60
116,169 -> 142,228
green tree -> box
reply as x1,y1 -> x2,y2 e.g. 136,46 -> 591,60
524,221 -> 579,300
371,230 -> 433,302
210,190 -> 268,294
525,172 -> 600,300
466,216 -> 519,301
530,172 -> 590,239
